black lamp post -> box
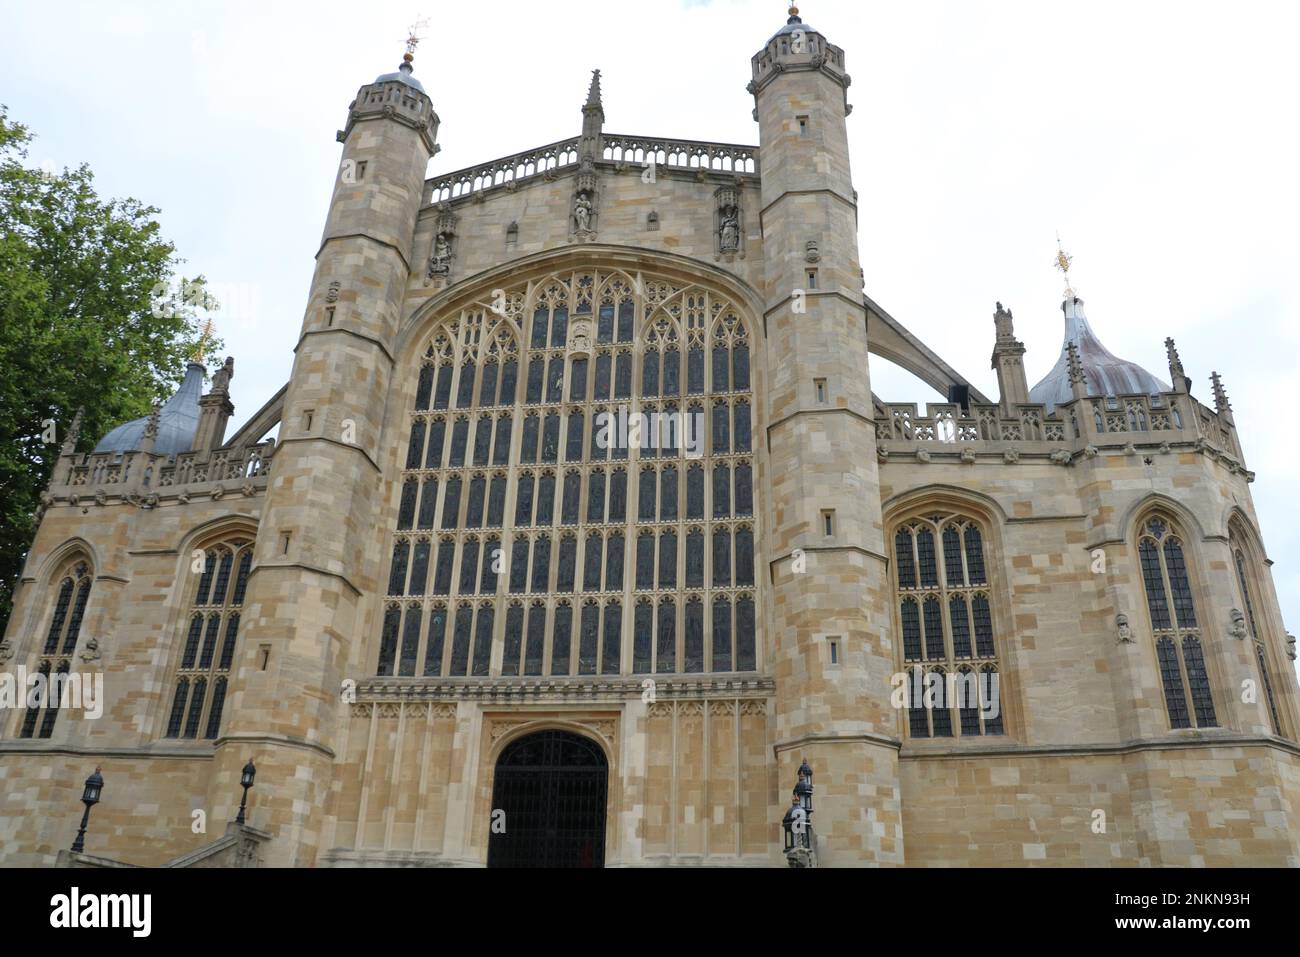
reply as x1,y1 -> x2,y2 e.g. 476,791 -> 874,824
235,759 -> 256,825
795,759 -> 814,816
70,767 -> 104,854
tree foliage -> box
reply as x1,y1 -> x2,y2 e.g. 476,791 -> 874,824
0,105 -> 216,633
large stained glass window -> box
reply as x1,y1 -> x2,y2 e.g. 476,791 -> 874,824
164,539 -> 252,740
1137,516 -> 1216,730
20,558 -> 94,739
379,272 -> 759,678
892,514 -> 1003,738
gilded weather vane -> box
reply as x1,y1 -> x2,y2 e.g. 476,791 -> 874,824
1055,234 -> 1076,299
405,17 -> 430,59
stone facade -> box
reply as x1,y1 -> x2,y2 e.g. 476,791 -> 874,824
1,12 -> 1297,868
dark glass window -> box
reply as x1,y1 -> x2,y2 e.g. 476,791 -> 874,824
465,475 -> 486,527
425,418 -> 446,468
587,470 -> 606,523
579,602 -> 600,675
656,600 -> 676,673
638,468 -> 657,521
459,540 -> 481,594
636,533 -> 655,590
606,534 -> 625,591
601,602 -> 621,675
713,528 -> 731,587
685,599 -> 705,673
658,530 -> 677,589
450,605 -> 473,676
424,607 -> 447,676
552,603 -> 573,675
406,420 -> 426,470
634,601 -> 654,673
441,476 -> 461,529
661,466 -> 678,522
509,539 -> 529,593
570,358 -> 588,401
515,473 -> 535,526
487,475 -> 507,526
536,474 -> 556,525
583,534 -> 603,592
530,537 -> 551,594
712,598 -> 732,672
557,536 -> 577,592
562,471 -> 581,524
502,604 -> 524,677
449,418 -> 469,467
521,414 -> 539,463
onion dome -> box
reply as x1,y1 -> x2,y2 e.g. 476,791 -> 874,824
374,55 -> 425,93
1030,243 -> 1168,412
1029,296 -> 1169,412
93,361 -> 206,455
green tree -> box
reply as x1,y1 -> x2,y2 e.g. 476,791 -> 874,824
0,105 -> 216,635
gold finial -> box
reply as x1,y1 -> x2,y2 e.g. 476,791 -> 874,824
191,318 -> 214,363
1055,234 -> 1076,298
789,4 -> 800,17
405,17 -> 429,61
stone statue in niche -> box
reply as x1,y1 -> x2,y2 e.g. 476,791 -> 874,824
720,211 -> 740,252
574,193 -> 594,233
426,231 -> 452,279
1228,608 -> 1248,639
1115,613 -> 1133,644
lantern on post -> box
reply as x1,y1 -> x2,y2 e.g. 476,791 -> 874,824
70,767 -> 104,854
236,759 -> 257,825
781,758 -> 816,867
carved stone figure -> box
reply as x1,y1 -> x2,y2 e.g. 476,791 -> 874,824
1287,633 -> 1297,661
1116,613 -> 1133,644
574,193 -> 593,233
805,239 -> 821,263
0,638 -> 14,665
79,636 -> 101,663
211,356 -> 235,395
1228,608 -> 1248,639
427,232 -> 452,277
569,319 -> 593,356
720,212 -> 740,252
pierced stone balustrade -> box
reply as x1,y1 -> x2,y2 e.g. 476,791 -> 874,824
599,134 -> 759,175
52,440 -> 275,504
875,392 -> 1244,468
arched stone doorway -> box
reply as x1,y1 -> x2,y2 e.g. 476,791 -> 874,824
487,729 -> 608,868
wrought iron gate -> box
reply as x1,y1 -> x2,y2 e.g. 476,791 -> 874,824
487,730 -> 608,868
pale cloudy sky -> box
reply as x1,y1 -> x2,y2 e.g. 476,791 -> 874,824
3,0 -> 1297,668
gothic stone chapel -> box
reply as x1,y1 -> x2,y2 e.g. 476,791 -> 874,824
2,7 -> 1298,868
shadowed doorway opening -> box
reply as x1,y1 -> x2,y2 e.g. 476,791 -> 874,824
487,729 -> 608,868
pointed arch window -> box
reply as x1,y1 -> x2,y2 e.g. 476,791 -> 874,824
1137,516 -> 1216,729
1231,529 -> 1288,739
892,515 -> 1004,738
380,273 -> 759,680
20,559 -> 94,739
165,540 -> 252,739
